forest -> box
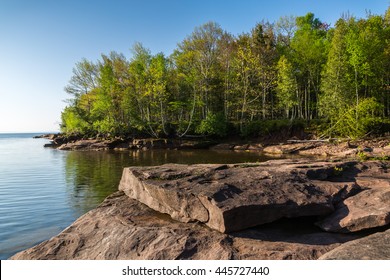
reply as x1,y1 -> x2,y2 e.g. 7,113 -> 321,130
61,8 -> 390,139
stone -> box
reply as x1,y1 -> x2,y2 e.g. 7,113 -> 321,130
10,192 -> 231,260
233,144 -> 249,150
316,183 -> 390,233
316,161 -> 390,233
247,143 -> 263,151
210,143 -> 235,150
58,140 -> 111,151
263,143 -> 320,154
118,160 -> 363,233
10,192 -> 362,260
319,229 -> 390,260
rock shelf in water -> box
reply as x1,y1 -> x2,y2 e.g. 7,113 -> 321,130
10,159 -> 390,260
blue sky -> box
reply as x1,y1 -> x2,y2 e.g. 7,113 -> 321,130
0,0 -> 388,132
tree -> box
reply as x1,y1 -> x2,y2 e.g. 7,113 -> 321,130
64,58 -> 98,99
320,18 -> 354,125
291,13 -> 329,120
276,55 -> 298,118
175,22 -> 224,118
232,33 -> 260,131
251,22 -> 278,119
145,53 -> 171,136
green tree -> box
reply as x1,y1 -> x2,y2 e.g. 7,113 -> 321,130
320,18 -> 354,126
276,55 -> 298,118
291,13 -> 329,119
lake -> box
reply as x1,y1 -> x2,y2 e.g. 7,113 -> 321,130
0,133 -> 280,259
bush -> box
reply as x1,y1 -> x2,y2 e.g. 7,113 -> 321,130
321,98 -> 387,138
240,119 -> 305,138
196,113 -> 228,137
60,107 -> 90,134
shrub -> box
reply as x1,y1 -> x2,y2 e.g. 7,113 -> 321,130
196,112 -> 228,137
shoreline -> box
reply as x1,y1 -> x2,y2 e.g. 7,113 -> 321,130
38,133 -> 390,160
10,158 -> 390,260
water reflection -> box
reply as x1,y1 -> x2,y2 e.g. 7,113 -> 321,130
63,149 -> 271,216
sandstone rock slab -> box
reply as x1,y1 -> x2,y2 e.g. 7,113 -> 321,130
316,184 -> 390,233
10,192 -> 231,260
11,192 -> 361,260
119,160 -> 362,233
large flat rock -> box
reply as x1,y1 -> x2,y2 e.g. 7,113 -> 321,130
10,192 -> 361,260
319,229 -> 390,260
119,160 -> 363,233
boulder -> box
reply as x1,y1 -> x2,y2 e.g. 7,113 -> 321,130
316,161 -> 390,232
247,143 -> 263,151
319,229 -> 390,260
233,144 -> 249,150
11,192 -> 362,260
118,160 -> 362,233
316,181 -> 390,233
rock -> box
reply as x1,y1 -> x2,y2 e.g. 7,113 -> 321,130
210,143 -> 235,150
58,140 -> 111,151
10,192 -> 362,260
132,139 -> 171,149
319,229 -> 390,260
119,160 -> 362,233
316,183 -> 390,233
316,161 -> 390,233
113,142 -> 131,150
233,144 -> 249,150
10,192 -> 231,260
43,143 -> 57,148
179,140 -> 216,149
366,147 -> 390,159
230,218 -> 363,260
263,143 -> 321,154
247,143 -> 263,151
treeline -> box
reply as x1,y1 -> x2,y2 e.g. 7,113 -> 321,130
61,8 -> 390,139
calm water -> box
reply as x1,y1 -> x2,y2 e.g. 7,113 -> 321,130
0,133 -> 275,259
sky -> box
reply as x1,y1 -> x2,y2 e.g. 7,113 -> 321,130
0,0 -> 389,133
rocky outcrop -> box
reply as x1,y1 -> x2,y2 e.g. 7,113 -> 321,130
57,139 -> 113,151
319,229 -> 390,260
317,187 -> 390,233
316,164 -> 390,233
119,160 -> 363,233
53,137 -> 215,151
10,191 -> 362,260
10,159 -> 390,260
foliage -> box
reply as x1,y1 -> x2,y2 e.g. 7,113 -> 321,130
240,119 -> 305,138
321,98 -> 385,138
196,113 -> 228,137
60,8 -> 390,140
